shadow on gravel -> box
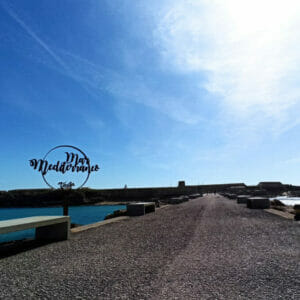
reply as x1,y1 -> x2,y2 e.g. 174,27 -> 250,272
0,239 -> 52,259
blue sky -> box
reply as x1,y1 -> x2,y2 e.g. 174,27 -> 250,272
1,0 -> 300,190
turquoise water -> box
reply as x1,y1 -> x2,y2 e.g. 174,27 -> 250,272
0,205 -> 125,243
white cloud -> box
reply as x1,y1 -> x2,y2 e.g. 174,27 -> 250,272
51,49 -> 205,125
154,0 -> 300,130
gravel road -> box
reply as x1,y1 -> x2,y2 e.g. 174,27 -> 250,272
0,194 -> 299,299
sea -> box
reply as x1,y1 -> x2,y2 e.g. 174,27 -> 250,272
270,196 -> 300,206
0,205 -> 125,243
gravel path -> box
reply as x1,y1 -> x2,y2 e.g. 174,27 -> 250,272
0,194 -> 299,299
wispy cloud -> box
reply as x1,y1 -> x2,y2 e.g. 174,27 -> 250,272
0,2 -> 98,98
1,2 -> 205,126
2,3 -> 68,72
153,0 -> 300,133
106,73 -> 205,125
39,47 -> 206,126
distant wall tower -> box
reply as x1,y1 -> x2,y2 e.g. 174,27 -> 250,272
178,181 -> 186,188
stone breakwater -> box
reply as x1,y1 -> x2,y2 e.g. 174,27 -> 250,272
1,180 -> 299,207
0,194 -> 299,299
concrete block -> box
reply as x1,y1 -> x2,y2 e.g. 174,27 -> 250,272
36,220 -> 70,241
189,193 -> 202,199
237,195 -> 250,204
127,204 -> 145,216
247,197 -> 270,209
127,202 -> 155,216
145,203 -> 155,213
0,216 -> 70,242
294,205 -> 300,221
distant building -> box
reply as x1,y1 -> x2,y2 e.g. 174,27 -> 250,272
258,182 -> 283,188
178,181 -> 186,188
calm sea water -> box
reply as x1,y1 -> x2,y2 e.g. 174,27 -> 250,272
271,196 -> 300,206
0,205 -> 125,243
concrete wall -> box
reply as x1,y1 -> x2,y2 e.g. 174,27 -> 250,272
0,181 -> 297,207
87,183 -> 246,200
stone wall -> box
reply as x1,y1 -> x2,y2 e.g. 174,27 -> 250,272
0,181 -> 296,207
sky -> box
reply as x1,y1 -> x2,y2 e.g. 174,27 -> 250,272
1,0 -> 300,190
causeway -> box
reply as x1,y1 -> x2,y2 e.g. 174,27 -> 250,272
0,194 -> 299,299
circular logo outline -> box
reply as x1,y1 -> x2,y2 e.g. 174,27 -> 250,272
41,145 -> 91,189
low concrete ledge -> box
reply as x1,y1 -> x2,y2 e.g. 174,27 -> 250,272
36,221 -> 69,241
72,204 -> 168,233
247,197 -> 270,209
294,205 -> 300,221
71,216 -> 130,233
237,195 -> 250,204
265,209 -> 295,220
189,193 -> 203,199
127,202 -> 155,216
222,193 -> 237,200
0,216 -> 70,241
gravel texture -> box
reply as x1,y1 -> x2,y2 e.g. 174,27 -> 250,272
0,194 -> 299,299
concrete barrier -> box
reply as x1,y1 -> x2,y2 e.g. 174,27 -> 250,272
237,195 -> 250,204
189,193 -> 202,199
0,216 -> 70,241
227,193 -> 237,200
294,205 -> 300,221
247,197 -> 270,209
127,202 -> 155,216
